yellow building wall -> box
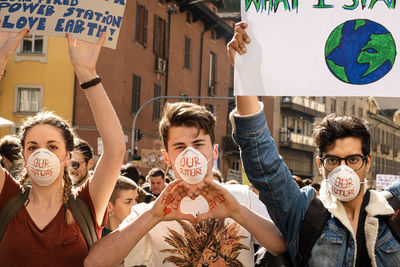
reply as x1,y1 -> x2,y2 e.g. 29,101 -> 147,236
0,36 -> 75,138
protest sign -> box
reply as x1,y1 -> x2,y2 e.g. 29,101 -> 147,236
235,0 -> 399,96
0,0 -> 126,49
376,174 -> 400,190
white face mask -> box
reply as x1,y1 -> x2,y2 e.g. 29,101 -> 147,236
26,148 -> 61,186
327,165 -> 364,202
174,146 -> 213,184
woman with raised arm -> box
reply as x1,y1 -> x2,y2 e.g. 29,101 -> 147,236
0,29 -> 125,266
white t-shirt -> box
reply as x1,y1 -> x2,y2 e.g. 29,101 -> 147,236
121,184 -> 270,267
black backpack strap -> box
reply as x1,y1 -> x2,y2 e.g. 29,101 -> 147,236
0,186 -> 30,242
296,197 -> 330,267
383,195 -> 400,243
68,196 -> 98,248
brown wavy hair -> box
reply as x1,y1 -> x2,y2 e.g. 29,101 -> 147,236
19,110 -> 76,225
159,102 -> 216,150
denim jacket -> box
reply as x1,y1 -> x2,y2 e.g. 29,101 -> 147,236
231,105 -> 400,267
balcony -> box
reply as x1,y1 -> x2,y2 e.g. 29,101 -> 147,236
381,144 -> 390,155
279,128 -> 315,152
281,96 -> 326,117
222,136 -> 239,156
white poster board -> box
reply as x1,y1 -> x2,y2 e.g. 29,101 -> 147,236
376,174 -> 400,190
235,0 -> 399,96
0,0 -> 127,49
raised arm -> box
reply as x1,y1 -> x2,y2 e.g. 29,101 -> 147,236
227,22 -> 315,259
195,179 -> 287,256
84,179 -> 196,267
0,28 -> 29,193
227,22 -> 260,115
66,33 -> 125,225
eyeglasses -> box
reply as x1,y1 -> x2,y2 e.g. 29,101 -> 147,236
318,154 -> 368,171
70,161 -> 85,170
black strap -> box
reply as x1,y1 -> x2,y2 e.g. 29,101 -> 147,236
0,187 -> 30,241
68,195 -> 98,248
355,190 -> 372,267
383,195 -> 400,242
296,197 -> 330,266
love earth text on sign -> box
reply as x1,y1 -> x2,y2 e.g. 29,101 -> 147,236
235,0 -> 399,96
0,0 -> 126,49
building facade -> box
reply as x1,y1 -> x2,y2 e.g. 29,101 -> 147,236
366,97 -> 400,188
72,0 -> 236,175
0,35 -> 75,137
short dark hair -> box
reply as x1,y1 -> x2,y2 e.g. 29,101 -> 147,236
212,169 -> 224,183
293,175 -> 305,188
147,167 -> 165,180
74,138 -> 93,162
0,135 -> 22,162
159,102 -> 216,149
311,182 -> 321,192
120,163 -> 140,184
313,114 -> 370,156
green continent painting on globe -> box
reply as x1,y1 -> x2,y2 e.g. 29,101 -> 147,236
325,19 -> 396,85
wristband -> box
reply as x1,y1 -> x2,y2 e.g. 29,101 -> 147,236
80,76 -> 101,89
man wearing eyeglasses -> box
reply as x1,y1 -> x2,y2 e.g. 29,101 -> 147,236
68,138 -> 94,187
228,22 -> 400,267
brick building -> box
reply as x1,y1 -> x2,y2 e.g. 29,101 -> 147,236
72,0 -> 237,175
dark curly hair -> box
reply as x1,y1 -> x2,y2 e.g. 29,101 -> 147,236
313,113 -> 370,156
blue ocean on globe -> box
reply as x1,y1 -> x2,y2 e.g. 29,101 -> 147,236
325,19 -> 396,85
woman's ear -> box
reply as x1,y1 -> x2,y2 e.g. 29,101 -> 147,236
107,202 -> 114,214
65,152 -> 71,167
161,149 -> 171,166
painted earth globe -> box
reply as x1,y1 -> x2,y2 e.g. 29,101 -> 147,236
325,19 -> 396,85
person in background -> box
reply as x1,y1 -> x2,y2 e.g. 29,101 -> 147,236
165,173 -> 174,184
311,182 -> 321,196
292,175 -> 305,189
142,167 -> 166,198
303,178 -> 312,186
137,175 -> 146,187
225,179 -> 240,185
120,163 -> 140,184
212,169 -> 224,183
0,135 -> 23,180
103,176 -> 139,236
68,138 -> 94,188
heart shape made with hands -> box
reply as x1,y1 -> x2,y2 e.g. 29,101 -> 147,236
159,180 -> 227,223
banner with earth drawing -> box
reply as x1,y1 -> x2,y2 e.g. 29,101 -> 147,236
234,0 -> 398,96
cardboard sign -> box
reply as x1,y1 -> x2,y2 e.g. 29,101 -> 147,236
227,168 -> 242,183
376,174 -> 400,190
235,0 -> 399,96
0,0 -> 127,49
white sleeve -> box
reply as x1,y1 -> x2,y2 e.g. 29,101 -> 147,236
247,188 -> 273,245
121,204 -> 155,267
124,234 -> 154,267
248,189 -> 270,220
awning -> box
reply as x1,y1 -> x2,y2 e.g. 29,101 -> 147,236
0,117 -> 15,127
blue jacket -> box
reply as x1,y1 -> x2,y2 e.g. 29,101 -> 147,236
231,106 -> 400,267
